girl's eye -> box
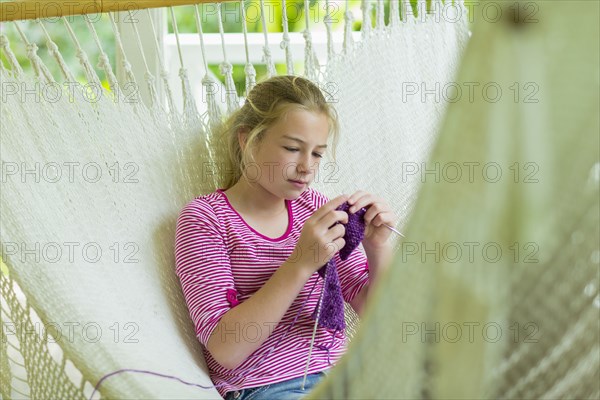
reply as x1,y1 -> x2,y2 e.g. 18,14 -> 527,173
284,147 -> 323,158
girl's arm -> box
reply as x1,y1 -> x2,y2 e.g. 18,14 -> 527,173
206,259 -> 313,370
349,243 -> 395,318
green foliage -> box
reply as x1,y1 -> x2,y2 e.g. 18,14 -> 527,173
0,1 -> 441,97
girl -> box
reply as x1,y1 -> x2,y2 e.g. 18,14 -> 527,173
174,75 -> 397,400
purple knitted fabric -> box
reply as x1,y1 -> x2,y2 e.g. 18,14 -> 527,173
311,201 -> 367,332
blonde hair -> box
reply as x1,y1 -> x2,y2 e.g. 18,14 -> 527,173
213,75 -> 340,190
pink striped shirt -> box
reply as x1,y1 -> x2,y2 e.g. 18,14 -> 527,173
174,187 -> 369,397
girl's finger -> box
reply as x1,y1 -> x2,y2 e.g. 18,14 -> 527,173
349,194 -> 375,213
372,211 -> 395,227
347,191 -> 366,205
367,210 -> 394,226
364,203 -> 389,222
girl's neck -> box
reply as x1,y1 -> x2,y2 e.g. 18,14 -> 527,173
225,178 -> 287,217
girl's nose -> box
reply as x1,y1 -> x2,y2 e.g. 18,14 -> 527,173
297,156 -> 311,174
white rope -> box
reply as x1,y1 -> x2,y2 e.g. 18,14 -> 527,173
401,0 -> 412,22
193,4 -> 222,129
126,9 -> 163,114
36,20 -> 77,82
280,0 -> 295,75
325,0 -> 335,63
432,0 -> 445,21
146,8 -> 181,129
107,12 -> 137,87
0,55 -> 7,75
417,0 -> 429,22
216,3 -> 229,64
190,3 -> 218,191
194,4 -> 225,195
106,12 -> 142,110
303,0 -> 319,81
192,5 -> 209,75
376,0 -> 385,30
240,0 -> 257,96
12,21 -> 55,84
62,17 -> 102,87
83,14 -> 120,99
361,0 -> 372,40
343,2 -> 355,55
169,6 -> 201,128
0,34 -> 25,79
169,7 -> 185,68
216,2 -> 240,114
389,0 -> 401,28
260,0 -> 277,78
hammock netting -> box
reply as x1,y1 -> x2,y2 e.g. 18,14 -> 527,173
0,0 -> 598,399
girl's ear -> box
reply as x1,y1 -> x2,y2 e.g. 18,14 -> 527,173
238,128 -> 249,151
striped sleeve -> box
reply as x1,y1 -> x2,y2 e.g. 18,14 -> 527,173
174,199 -> 236,348
308,188 -> 370,303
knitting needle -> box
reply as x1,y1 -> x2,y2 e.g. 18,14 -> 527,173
383,223 -> 405,237
352,207 -> 405,237
301,284 -> 325,390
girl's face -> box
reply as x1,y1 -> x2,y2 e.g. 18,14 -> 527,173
247,109 -> 330,200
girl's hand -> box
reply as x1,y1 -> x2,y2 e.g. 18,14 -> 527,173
347,190 -> 397,250
290,194 -> 349,276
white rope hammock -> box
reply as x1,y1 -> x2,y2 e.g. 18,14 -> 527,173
1,0 -> 598,399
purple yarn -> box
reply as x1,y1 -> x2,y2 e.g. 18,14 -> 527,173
337,201 -> 367,261
311,201 -> 367,332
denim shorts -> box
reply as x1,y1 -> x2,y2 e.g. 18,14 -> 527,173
224,369 -> 331,400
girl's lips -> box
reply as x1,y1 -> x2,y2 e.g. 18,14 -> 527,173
289,180 -> 306,188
